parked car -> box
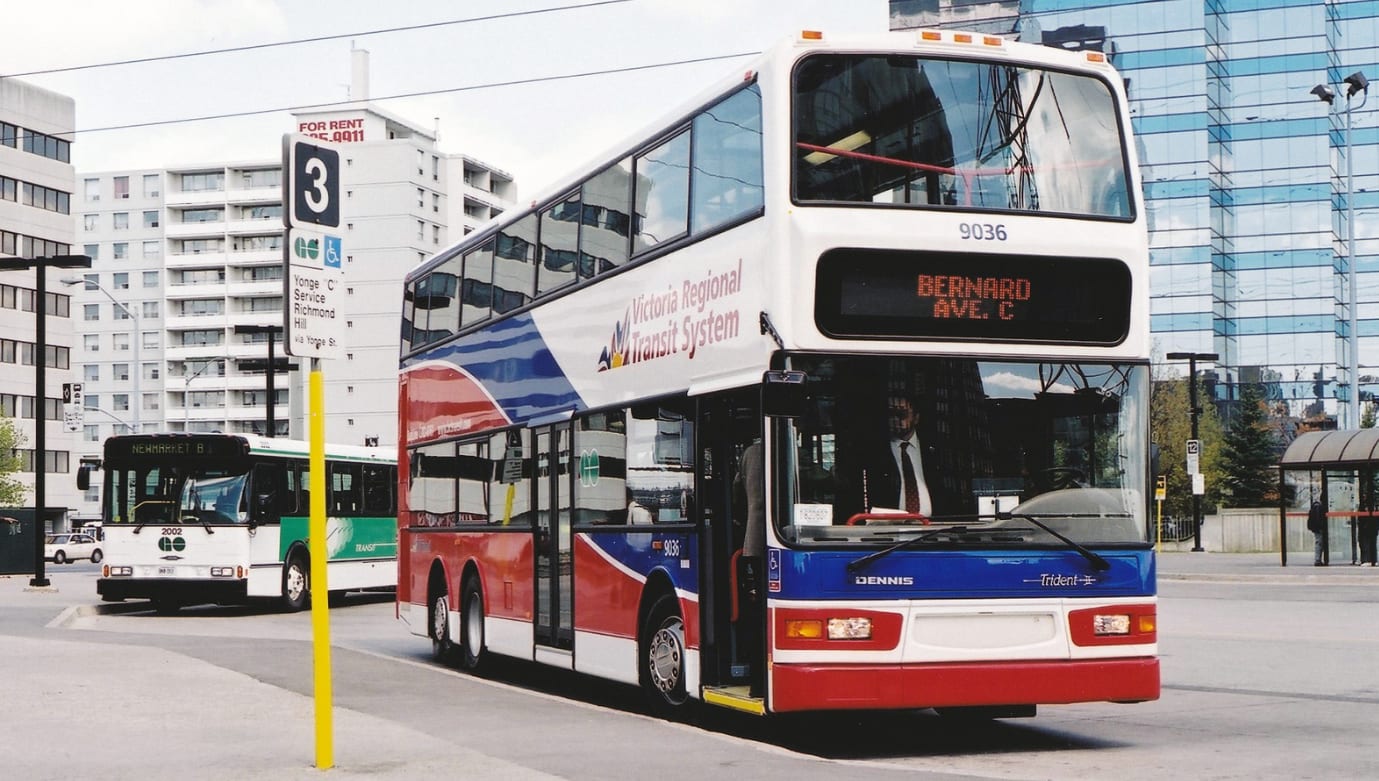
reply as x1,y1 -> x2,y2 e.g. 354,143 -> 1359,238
43,533 -> 103,564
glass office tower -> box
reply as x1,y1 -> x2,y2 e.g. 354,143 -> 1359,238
891,1 -> 1378,428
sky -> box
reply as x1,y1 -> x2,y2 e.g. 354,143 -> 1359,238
5,0 -> 888,199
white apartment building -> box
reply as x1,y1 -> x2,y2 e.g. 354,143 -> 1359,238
0,77 -> 84,527
71,97 -> 515,516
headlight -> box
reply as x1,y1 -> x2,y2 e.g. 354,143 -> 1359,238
827,617 -> 874,640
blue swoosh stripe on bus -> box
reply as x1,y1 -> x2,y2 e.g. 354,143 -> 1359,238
417,313 -> 584,424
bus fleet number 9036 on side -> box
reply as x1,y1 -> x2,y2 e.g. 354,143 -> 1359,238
396,29 -> 1158,718
87,433 -> 398,614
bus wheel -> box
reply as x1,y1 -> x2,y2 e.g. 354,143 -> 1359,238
431,590 -> 456,664
641,593 -> 688,714
459,575 -> 486,672
282,556 -> 309,612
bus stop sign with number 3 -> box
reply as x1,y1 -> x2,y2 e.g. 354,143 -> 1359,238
287,138 -> 340,229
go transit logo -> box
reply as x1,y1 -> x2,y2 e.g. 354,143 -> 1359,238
158,535 -> 186,552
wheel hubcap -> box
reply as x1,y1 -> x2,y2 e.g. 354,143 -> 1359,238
648,617 -> 684,695
286,565 -> 306,601
433,595 -> 449,643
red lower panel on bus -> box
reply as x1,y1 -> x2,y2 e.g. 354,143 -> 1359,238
769,658 -> 1159,712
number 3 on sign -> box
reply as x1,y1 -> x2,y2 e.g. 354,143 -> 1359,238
287,137 -> 340,229
303,157 -> 330,215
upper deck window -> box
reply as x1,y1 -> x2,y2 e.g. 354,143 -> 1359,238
793,54 -> 1131,218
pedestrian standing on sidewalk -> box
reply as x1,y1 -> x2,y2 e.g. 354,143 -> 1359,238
1358,510 -> 1378,567
1307,500 -> 1327,566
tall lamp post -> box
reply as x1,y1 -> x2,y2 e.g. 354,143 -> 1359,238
183,358 -> 223,431
1167,351 -> 1219,552
62,277 -> 140,433
234,324 -> 284,437
1312,70 -> 1369,429
0,254 -> 92,587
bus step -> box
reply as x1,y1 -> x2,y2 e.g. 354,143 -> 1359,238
702,685 -> 765,716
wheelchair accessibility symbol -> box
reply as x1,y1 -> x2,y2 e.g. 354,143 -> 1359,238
767,548 -> 781,593
324,235 -> 342,269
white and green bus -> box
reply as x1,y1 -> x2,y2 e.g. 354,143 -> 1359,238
84,433 -> 397,613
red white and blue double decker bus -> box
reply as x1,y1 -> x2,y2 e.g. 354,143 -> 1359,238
397,28 -> 1158,717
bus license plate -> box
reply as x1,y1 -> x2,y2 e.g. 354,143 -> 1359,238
158,567 -> 175,576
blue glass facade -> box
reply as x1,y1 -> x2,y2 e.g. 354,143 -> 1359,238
891,0 -> 1379,426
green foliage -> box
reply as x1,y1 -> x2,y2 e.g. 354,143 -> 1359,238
0,417 -> 28,506
1363,403 -> 1376,429
1219,383 -> 1279,506
1150,371 -> 1225,519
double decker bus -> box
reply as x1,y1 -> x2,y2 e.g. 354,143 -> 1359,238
86,434 -> 397,613
398,29 -> 1157,716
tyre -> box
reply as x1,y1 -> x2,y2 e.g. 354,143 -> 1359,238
281,556 -> 309,612
53,551 -> 67,565
459,575 -> 486,672
91,549 -> 103,564
431,589 -> 456,664
640,593 -> 689,715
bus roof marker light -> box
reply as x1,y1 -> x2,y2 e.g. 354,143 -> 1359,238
982,35 -> 1004,47
800,30 -> 823,41
954,33 -> 973,44
1085,51 -> 1107,64
920,30 -> 942,42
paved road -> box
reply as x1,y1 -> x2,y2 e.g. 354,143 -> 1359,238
4,552 -> 1377,780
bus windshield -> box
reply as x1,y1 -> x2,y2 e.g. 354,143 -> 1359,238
106,464 -> 249,526
794,53 -> 1131,217
780,356 -> 1149,546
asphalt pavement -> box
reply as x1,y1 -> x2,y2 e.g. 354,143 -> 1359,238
3,552 -> 1375,780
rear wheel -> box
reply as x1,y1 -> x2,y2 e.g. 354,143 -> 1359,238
459,575 -> 486,671
281,556 -> 309,612
640,593 -> 688,715
431,589 -> 456,664
90,549 -> 103,564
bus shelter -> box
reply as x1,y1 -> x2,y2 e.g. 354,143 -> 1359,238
1277,429 -> 1379,566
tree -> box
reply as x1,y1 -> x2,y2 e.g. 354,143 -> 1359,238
1219,383 -> 1278,506
1150,368 -> 1225,520
0,417 -> 27,506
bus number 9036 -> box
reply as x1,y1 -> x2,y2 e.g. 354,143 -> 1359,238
960,223 -> 1007,241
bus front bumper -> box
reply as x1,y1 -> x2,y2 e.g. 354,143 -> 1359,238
768,657 -> 1160,713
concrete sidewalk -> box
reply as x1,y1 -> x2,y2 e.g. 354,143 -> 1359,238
0,571 -> 556,781
1157,549 -> 1379,583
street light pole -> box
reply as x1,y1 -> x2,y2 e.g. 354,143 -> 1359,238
1167,351 -> 1219,552
183,358 -> 222,431
63,278 -> 140,432
234,324 -> 284,437
1312,71 -> 1369,428
0,254 -> 92,587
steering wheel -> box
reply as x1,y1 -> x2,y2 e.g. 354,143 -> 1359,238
1039,467 -> 1086,490
846,512 -> 930,526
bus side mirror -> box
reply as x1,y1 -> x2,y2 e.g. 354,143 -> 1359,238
763,370 -> 808,418
76,458 -> 101,491
255,493 -> 279,523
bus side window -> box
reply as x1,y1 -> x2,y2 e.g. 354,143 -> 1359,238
330,462 -> 362,515
362,464 -> 394,515
251,463 -> 287,523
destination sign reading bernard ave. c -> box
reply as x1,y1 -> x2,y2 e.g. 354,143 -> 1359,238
814,248 -> 1131,345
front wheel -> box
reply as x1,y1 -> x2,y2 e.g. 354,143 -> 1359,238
459,575 -> 486,672
281,556 -> 309,612
640,593 -> 689,715
53,551 -> 67,565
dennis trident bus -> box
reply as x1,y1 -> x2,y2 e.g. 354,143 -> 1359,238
397,29 -> 1157,717
87,434 -> 397,613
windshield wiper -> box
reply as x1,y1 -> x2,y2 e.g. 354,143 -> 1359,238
847,526 -> 970,573
997,512 -> 1110,571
